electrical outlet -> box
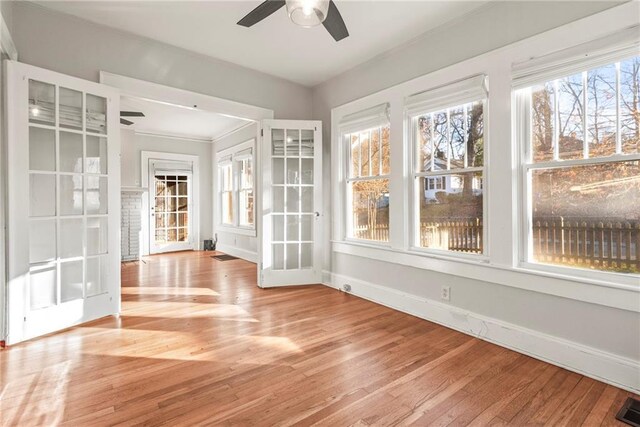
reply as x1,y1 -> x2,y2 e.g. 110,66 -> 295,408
441,286 -> 451,301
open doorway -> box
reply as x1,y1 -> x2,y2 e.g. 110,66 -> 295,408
102,74 -> 273,259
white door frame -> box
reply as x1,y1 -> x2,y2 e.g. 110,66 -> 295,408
141,151 -> 199,255
0,9 -> 18,344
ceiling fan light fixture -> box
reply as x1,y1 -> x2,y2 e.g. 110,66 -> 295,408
286,0 -> 329,27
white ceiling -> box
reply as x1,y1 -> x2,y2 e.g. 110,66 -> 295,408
33,1 -> 487,86
120,96 -> 252,141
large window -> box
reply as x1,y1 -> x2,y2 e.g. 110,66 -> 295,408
519,55 -> 639,274
408,77 -> 487,255
344,121 -> 390,243
217,140 -> 255,232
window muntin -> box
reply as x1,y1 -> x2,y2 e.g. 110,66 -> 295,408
412,100 -> 485,254
345,124 -> 390,243
521,55 -> 640,274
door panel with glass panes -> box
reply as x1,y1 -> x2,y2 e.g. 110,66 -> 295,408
5,61 -> 120,345
260,120 -> 322,287
150,173 -> 193,254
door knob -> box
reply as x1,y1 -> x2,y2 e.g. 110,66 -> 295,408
314,212 -> 320,217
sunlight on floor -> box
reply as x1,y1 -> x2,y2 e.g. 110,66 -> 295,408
77,328 -> 302,363
121,301 -> 254,319
121,286 -> 220,296
0,360 -> 72,426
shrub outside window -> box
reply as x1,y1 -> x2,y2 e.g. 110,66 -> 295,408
519,55 -> 639,274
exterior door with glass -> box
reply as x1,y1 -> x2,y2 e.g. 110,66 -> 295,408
5,61 -> 120,345
150,169 -> 193,254
260,120 -> 322,287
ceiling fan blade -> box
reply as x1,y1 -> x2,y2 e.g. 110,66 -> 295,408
120,118 -> 134,126
120,111 -> 145,117
237,0 -> 286,27
323,0 -> 349,42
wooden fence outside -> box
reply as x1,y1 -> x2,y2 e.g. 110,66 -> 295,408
532,217 -> 639,272
353,217 -> 639,272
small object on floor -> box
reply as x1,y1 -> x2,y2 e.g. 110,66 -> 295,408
617,397 -> 640,427
212,254 -> 238,261
204,239 -> 216,251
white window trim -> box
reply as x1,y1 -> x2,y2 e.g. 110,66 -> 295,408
340,104 -> 392,246
515,53 -> 640,289
406,76 -> 489,260
330,2 -> 640,313
216,139 -> 256,237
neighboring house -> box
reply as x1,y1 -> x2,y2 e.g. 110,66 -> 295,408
423,157 -> 483,202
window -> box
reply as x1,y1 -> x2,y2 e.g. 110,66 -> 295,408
426,176 -> 445,191
216,140 -> 255,231
518,55 -> 640,274
237,157 -> 254,227
408,76 -> 487,255
218,160 -> 233,225
342,104 -> 390,243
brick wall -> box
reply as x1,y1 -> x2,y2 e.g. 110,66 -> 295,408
121,190 -> 144,261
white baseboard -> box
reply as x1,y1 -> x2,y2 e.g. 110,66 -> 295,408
216,243 -> 257,263
327,272 -> 640,394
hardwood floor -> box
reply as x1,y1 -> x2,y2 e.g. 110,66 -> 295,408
1,251 -> 637,426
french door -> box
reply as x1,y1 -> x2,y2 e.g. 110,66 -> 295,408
5,61 -> 120,345
150,171 -> 193,254
260,120 -> 322,287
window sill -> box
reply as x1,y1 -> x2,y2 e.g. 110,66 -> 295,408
331,240 -> 640,312
217,225 -> 256,237
344,237 -> 392,249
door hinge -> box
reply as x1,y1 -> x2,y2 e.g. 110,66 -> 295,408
261,129 -> 264,137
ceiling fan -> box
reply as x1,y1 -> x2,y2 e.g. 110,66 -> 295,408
238,0 -> 349,42
120,110 -> 145,126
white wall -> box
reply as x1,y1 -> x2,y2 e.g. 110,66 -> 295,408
212,123 -> 259,262
313,0 -> 640,392
121,129 -> 214,245
10,1 -> 312,120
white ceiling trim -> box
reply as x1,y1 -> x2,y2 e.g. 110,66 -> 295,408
100,71 -> 274,121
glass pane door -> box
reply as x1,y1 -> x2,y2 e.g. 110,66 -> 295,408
150,173 -> 192,253
6,61 -> 120,345
271,129 -> 315,271
261,120 -> 322,287
28,78 -> 110,311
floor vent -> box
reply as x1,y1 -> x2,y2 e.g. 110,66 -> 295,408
617,397 -> 640,427
212,254 -> 239,261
